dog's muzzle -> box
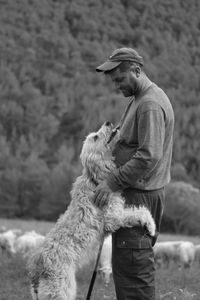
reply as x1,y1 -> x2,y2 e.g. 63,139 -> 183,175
105,121 -> 112,127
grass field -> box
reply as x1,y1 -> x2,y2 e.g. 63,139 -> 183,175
0,218 -> 200,300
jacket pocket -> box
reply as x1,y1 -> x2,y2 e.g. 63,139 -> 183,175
116,237 -> 151,249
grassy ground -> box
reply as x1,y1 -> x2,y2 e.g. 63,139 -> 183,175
0,218 -> 200,300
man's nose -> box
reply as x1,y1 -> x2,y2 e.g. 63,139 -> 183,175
114,81 -> 120,89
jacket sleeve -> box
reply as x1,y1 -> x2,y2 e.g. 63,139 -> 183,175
106,104 -> 165,191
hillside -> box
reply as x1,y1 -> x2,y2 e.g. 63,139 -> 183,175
0,0 -> 200,220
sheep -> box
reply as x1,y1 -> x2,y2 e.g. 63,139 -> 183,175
15,231 -> 45,258
178,241 -> 195,268
0,229 -> 22,255
153,241 -> 195,269
153,241 -> 175,268
98,235 -> 112,285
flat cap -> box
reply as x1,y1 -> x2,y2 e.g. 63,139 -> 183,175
96,47 -> 144,72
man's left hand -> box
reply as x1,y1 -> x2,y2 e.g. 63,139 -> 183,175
92,181 -> 112,208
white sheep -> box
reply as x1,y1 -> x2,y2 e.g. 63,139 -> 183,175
154,241 -> 175,268
153,241 -> 195,269
0,229 -> 22,255
178,241 -> 195,268
98,235 -> 112,285
15,231 -> 45,258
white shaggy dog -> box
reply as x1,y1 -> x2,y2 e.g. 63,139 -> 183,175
27,121 -> 155,300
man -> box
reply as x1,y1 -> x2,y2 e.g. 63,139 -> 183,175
94,48 -> 174,300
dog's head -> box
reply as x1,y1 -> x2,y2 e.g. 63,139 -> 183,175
80,121 -> 119,182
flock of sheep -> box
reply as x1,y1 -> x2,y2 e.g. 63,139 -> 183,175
0,227 -> 45,259
154,240 -> 200,269
1,227 -> 200,285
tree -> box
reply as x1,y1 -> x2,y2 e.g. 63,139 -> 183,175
1,0 -> 200,220
163,181 -> 200,234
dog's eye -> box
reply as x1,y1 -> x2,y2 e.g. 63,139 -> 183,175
93,135 -> 99,142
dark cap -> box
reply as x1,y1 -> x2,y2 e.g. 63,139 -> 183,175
96,47 -> 144,72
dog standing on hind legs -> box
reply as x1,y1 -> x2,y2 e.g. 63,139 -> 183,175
27,121 -> 156,300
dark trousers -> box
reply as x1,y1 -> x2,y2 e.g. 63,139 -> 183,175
112,187 -> 165,300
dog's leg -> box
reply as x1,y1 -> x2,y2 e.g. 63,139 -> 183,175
103,195 -> 134,232
119,206 -> 156,236
33,265 -> 77,300
104,196 -> 155,236
62,266 -> 77,300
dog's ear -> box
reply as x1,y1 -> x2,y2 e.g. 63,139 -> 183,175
83,153 -> 103,182
83,152 -> 114,183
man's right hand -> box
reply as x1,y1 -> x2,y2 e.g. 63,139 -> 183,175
92,181 -> 112,208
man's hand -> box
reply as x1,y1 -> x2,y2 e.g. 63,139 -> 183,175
92,181 -> 112,208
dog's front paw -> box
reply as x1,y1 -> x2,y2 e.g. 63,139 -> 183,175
136,206 -> 156,236
145,219 -> 156,236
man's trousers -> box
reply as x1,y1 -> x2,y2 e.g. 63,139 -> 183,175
112,187 -> 165,300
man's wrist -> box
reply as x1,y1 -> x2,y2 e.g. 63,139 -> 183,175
106,175 -> 121,192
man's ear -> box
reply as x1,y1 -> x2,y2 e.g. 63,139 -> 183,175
130,65 -> 141,78
135,66 -> 141,78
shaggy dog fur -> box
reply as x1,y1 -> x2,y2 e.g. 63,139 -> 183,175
27,121 -> 155,300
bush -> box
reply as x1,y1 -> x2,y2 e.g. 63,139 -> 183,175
162,181 -> 200,235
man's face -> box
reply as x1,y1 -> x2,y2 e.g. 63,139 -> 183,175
109,67 -> 137,97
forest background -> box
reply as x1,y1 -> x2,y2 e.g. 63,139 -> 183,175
0,0 -> 200,235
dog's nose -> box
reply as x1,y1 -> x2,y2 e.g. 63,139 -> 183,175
105,121 -> 111,126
